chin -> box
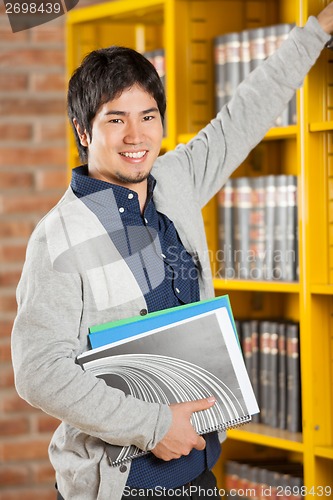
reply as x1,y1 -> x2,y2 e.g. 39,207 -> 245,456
119,171 -> 151,184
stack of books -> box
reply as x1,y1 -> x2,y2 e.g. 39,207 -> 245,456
214,23 -> 296,125
217,175 -> 298,282
235,318 -> 301,433
77,296 -> 259,466
224,459 -> 303,500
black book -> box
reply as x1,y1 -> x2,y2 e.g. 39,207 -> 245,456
249,176 -> 265,280
286,175 -> 298,281
259,320 -> 271,424
278,322 -> 287,430
286,322 -> 302,433
250,319 -> 260,423
264,175 -> 276,280
274,175 -> 288,280
268,321 -> 279,428
249,27 -> 266,72
214,34 -> 227,112
217,179 -> 234,278
233,177 -> 252,279
224,32 -> 241,103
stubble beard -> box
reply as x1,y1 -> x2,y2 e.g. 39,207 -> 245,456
115,169 -> 151,185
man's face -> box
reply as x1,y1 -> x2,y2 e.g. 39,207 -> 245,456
77,84 -> 164,189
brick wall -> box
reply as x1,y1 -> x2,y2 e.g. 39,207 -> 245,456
0,1 -> 114,495
0,6 -> 68,498
0,0 -> 109,495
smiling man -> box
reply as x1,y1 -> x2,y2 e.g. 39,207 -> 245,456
11,4 -> 333,500
73,85 -> 164,204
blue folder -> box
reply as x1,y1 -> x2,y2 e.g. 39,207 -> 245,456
88,295 -> 237,349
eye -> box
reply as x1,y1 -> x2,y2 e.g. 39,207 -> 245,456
143,115 -> 154,121
108,118 -> 123,124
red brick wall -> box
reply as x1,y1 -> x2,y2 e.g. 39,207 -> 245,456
0,1 -> 114,495
1,7 -> 69,500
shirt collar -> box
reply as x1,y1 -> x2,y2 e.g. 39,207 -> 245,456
71,165 -> 156,210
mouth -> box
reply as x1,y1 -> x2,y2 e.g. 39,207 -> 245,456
119,151 -> 148,159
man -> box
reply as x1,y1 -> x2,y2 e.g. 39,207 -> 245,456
11,3 -> 333,499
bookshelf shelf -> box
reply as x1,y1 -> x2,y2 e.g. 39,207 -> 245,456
315,446 -> 333,460
67,0 -> 164,24
264,125 -> 298,140
227,423 -> 303,453
309,121 -> 333,132
66,0 -> 333,493
311,284 -> 333,295
213,278 -> 300,293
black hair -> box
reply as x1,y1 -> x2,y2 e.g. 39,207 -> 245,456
67,46 -> 166,162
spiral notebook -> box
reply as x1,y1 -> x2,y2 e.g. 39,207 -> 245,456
77,296 -> 259,466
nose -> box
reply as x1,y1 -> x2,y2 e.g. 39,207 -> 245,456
123,120 -> 143,145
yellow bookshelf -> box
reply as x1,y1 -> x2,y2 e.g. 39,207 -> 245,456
66,0 -> 333,494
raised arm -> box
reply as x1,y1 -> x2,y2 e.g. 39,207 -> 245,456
155,7 -> 332,209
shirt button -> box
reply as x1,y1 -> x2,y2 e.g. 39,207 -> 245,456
128,193 -> 134,199
175,288 -> 180,294
140,308 -> 148,316
161,253 -> 166,258
120,465 -> 127,473
119,207 -> 125,213
144,218 -> 148,224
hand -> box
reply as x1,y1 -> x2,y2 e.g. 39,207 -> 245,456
317,2 -> 333,35
151,396 -> 216,461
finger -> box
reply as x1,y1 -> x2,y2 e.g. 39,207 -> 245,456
184,396 -> 216,413
193,435 -> 206,451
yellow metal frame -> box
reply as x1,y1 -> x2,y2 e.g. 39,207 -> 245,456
66,0 -> 333,492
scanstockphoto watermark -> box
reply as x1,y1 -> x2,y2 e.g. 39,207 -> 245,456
123,485 -> 231,497
3,0 -> 79,33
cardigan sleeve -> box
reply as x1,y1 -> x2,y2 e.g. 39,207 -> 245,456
155,16 -> 330,208
11,226 -> 172,452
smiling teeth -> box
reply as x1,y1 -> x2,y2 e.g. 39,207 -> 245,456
121,151 -> 146,158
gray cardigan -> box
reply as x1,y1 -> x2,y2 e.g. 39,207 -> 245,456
11,17 -> 329,500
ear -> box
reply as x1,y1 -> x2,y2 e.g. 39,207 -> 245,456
73,118 -> 90,147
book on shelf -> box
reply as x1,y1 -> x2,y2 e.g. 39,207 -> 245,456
213,23 -> 296,125
249,176 -> 265,280
217,178 -> 234,279
259,320 -> 271,425
276,23 -> 297,126
274,175 -> 289,280
224,459 -> 303,499
78,296 -> 259,466
224,32 -> 241,108
286,175 -> 298,281
249,27 -> 266,72
250,319 -> 260,423
286,322 -> 302,433
278,322 -> 287,430
233,177 -> 252,280
214,34 -> 227,111
217,174 -> 298,282
263,174 -> 276,281
240,29 -> 251,81
237,318 -> 301,433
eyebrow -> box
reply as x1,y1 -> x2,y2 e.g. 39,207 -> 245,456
104,107 -> 159,116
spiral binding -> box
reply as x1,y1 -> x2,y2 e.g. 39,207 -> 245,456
197,414 -> 252,435
107,414 -> 252,467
